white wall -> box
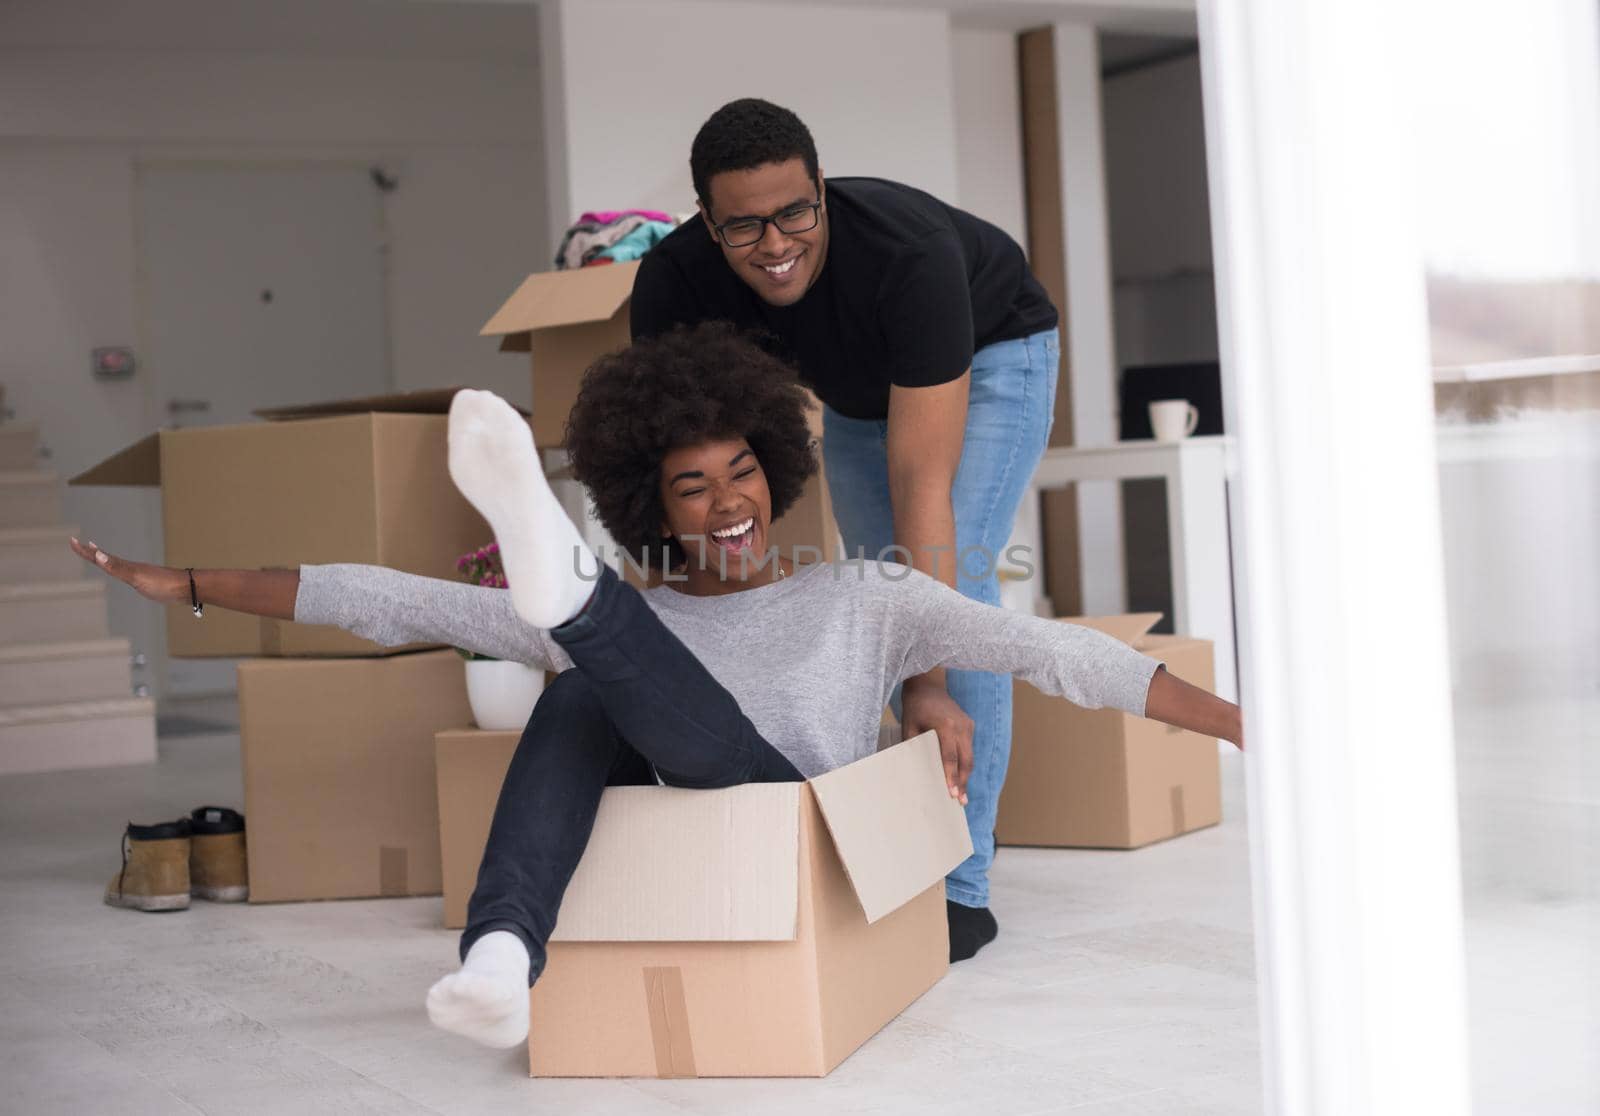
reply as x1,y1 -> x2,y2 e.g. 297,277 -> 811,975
0,0 -> 548,696
951,28 -> 1028,245
541,0 -> 960,241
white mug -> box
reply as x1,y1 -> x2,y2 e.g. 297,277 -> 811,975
1149,399 -> 1199,443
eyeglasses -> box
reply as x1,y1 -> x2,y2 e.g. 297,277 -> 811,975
713,200 -> 822,248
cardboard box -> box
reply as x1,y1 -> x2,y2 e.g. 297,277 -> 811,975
434,728 -> 971,1077
436,728 -> 520,930
481,261 -> 832,450
437,714 -> 902,931
768,457 -> 840,565
71,390 -> 492,658
997,613 -> 1221,849
482,262 -> 639,447
240,649 -> 472,902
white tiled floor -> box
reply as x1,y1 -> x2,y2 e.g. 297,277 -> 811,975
0,709 -> 1262,1115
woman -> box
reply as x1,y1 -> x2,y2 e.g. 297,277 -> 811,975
74,323 -> 1241,1051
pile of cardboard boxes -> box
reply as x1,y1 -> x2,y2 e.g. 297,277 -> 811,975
74,390 -> 488,902
70,259 -> 1223,1079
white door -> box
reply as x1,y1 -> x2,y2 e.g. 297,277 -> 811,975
137,162 -> 391,696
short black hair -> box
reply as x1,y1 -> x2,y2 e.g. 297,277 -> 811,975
563,321 -> 818,573
690,98 -> 820,211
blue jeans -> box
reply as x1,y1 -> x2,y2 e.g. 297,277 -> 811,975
461,565 -> 803,982
822,328 -> 1059,908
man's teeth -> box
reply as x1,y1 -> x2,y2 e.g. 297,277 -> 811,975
763,257 -> 798,276
711,518 -> 754,540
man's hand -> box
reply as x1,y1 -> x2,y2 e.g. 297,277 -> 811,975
901,676 -> 974,805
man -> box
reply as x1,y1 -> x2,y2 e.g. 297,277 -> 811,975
630,98 -> 1060,961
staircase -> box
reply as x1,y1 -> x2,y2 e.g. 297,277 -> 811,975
0,417 -> 156,775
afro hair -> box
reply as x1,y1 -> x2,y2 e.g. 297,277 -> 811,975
562,321 -> 818,573
690,98 -> 820,209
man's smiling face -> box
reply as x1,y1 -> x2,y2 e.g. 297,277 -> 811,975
700,157 -> 829,308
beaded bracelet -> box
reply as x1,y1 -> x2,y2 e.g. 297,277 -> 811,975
186,568 -> 203,618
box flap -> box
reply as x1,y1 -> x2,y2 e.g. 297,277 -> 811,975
69,432 -> 161,487
1059,613 -> 1164,646
807,731 -> 973,924
550,781 -> 800,942
480,260 -> 641,337
252,388 -> 530,421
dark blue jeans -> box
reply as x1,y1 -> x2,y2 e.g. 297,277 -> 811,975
459,565 -> 803,983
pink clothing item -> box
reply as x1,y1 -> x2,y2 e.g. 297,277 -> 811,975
577,209 -> 671,226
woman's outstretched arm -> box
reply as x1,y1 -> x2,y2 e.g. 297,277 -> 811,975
885,564 -> 1243,748
68,537 -> 567,669
70,537 -> 298,617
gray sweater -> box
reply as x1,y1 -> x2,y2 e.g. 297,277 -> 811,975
295,560 -> 1161,779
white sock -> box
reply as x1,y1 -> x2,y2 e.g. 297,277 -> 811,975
447,389 -> 599,630
425,930 -> 531,1050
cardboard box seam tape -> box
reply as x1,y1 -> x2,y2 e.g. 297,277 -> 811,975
643,966 -> 697,1078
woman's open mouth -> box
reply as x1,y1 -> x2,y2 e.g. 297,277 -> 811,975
709,516 -> 757,553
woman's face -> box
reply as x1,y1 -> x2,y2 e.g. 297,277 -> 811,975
658,437 -> 775,582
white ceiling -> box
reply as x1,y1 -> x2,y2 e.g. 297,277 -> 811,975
0,0 -> 541,61
0,0 -> 1195,60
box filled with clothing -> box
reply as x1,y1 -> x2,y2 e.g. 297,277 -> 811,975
435,727 -> 970,1078
997,613 -> 1221,849
238,648 -> 473,903
69,390 -> 494,658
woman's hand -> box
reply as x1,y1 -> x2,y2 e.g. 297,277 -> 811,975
69,537 -> 189,605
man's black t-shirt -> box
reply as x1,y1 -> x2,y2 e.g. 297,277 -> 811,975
629,177 -> 1058,421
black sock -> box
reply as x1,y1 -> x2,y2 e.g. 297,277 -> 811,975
946,900 -> 998,962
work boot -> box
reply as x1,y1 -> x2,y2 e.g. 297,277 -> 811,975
188,806 -> 248,902
104,819 -> 191,912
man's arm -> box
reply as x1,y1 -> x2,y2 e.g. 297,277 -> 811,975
885,373 -> 975,801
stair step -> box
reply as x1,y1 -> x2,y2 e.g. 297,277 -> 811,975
0,638 -> 134,707
0,696 -> 156,775
0,424 -> 40,470
0,525 -> 81,584
0,580 -> 109,643
0,471 -> 62,528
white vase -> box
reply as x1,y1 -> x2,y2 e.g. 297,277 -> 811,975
463,659 -> 546,732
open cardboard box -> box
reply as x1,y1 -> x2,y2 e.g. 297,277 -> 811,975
997,613 -> 1221,849
436,727 -> 968,1077
70,390 -> 495,658
481,261 -> 830,448
481,262 -> 639,447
